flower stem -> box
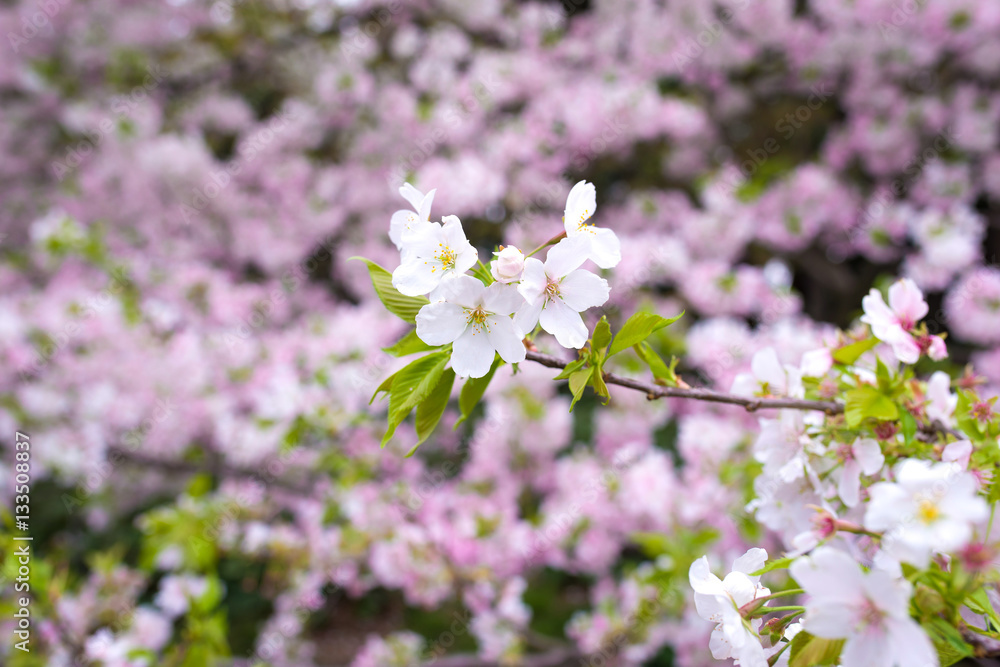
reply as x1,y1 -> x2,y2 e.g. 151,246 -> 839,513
762,606 -> 805,612
526,231 -> 567,258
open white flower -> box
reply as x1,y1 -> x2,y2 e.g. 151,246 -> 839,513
835,437 -> 885,508
514,238 -> 610,349
415,275 -> 526,378
689,548 -> 770,667
562,180 -> 621,269
864,459 -> 989,567
392,215 -> 479,297
389,183 -> 436,252
790,547 -> 936,667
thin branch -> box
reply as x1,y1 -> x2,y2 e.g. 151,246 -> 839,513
525,350 -> 961,439
525,350 -> 842,413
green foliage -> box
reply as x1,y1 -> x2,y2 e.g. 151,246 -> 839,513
383,329 -> 440,357
607,311 -> 683,357
844,384 -> 898,428
455,357 -> 501,428
413,368 -> 456,451
377,351 -> 451,447
351,257 -> 429,323
831,337 -> 879,365
922,618 -> 974,666
788,631 -> 844,667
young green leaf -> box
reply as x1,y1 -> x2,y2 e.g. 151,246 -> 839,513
922,618 -> 974,666
382,351 -> 450,446
831,337 -> 879,365
788,632 -> 844,667
553,357 -> 587,380
608,311 -> 684,357
383,329 -> 440,357
351,257 -> 429,323
590,367 -> 610,404
568,367 -> 592,411
844,385 -> 899,428
413,368 -> 456,450
455,356 -> 501,428
592,316 -> 613,354
634,341 -> 679,386
749,557 -> 793,576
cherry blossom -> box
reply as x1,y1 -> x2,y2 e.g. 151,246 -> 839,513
860,279 -> 946,364
864,459 -> 989,567
490,245 -> 525,283
514,238 -> 610,349
561,180 -> 622,269
834,437 -> 885,508
392,215 -> 479,296
389,183 -> 436,252
731,347 -> 803,397
789,547 -> 937,667
415,275 -> 526,378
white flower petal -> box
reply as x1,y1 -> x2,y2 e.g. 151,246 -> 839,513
452,326 -> 497,378
392,258 -> 440,296
415,302 -> 468,346
559,269 -> 609,311
514,299 -> 544,335
853,438 -> 885,475
587,226 -> 621,269
486,316 -> 526,364
399,182 -> 425,211
438,274 -> 486,309
417,188 -> 436,221
545,237 -> 588,278
838,460 -> 862,508
539,298 -> 588,349
564,180 -> 596,234
482,282 -> 525,316
517,258 -> 548,305
731,548 -> 768,577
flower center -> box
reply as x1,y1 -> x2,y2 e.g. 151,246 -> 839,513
916,497 -> 940,524
856,598 -> 886,633
432,243 -> 457,272
576,208 -> 595,234
467,306 -> 490,334
545,278 -> 561,298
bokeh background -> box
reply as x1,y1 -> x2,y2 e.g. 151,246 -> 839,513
2,0 -> 1000,665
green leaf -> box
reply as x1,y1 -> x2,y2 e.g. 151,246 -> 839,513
382,351 -> 450,446
455,357 -> 500,428
749,557 -> 793,576
844,385 -> 899,428
608,311 -> 684,357
831,337 -> 879,365
568,368 -> 591,411
965,588 -> 1000,628
413,368 -> 456,451
592,316 -> 613,354
634,341 -> 679,386
923,618 -> 974,666
788,631 -> 845,667
590,368 -> 610,405
383,329 -> 439,357
553,358 -> 587,380
351,257 -> 429,323
370,370 -> 397,405
900,410 -> 917,446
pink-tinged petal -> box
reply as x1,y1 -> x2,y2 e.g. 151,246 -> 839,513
517,258 -> 547,305
927,335 -> 947,360
438,274 -> 486,309
417,188 -> 436,221
840,631 -> 891,667
539,298 -> 588,349
587,227 -> 621,269
854,438 -> 885,475
545,237 -> 588,278
888,278 -> 928,325
564,180 -> 596,234
732,548 -> 768,577
486,315 -> 526,364
885,618 -> 938,667
887,330 -> 921,364
789,547 -> 865,602
398,182 -> 425,210
514,299 -> 544,335
800,348 -> 833,377
392,258 -> 440,296
482,282 -> 525,316
861,289 -> 898,339
861,570 -> 911,619
415,302 -> 468,346
838,460 -> 862,508
559,269 -> 609,311
802,603 -> 857,639
451,326 -> 497,378
942,440 -> 972,468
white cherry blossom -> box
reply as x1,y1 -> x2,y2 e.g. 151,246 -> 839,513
790,547 -> 937,667
689,548 -> 770,667
864,458 -> 989,567
562,180 -> 621,269
834,437 -> 885,508
731,347 -> 804,398
389,183 -> 436,251
392,215 -> 478,296
415,275 -> 526,378
514,238 -> 610,349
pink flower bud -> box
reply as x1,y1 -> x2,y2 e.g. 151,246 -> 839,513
490,246 -> 525,283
